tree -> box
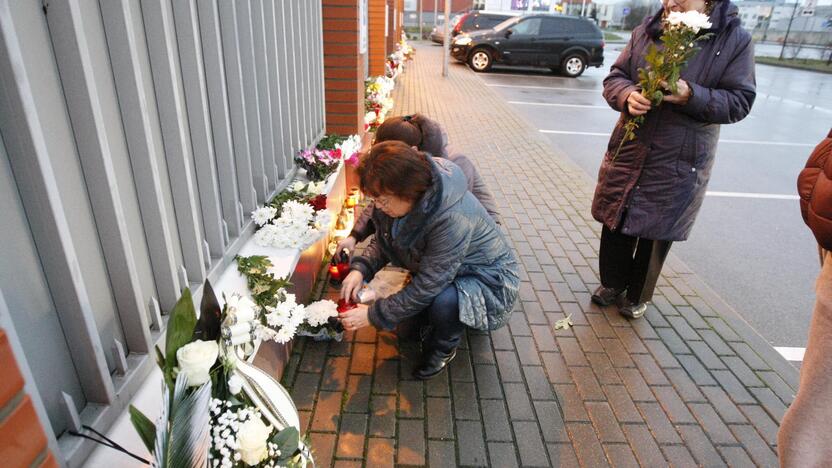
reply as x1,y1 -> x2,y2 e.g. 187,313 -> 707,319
624,1 -> 655,31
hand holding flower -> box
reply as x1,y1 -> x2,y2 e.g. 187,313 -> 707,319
661,79 -> 692,105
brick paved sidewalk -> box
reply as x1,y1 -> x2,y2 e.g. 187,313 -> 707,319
282,43 -> 799,467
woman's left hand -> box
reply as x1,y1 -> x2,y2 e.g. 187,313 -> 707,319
661,79 -> 692,105
340,304 -> 371,331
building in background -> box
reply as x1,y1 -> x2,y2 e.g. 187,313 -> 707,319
593,0 -> 630,27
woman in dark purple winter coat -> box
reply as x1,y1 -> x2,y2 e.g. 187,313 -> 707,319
590,0 -> 756,318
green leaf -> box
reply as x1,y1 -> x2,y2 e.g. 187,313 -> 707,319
193,280 -> 222,342
129,405 -> 157,454
165,289 -> 198,372
271,426 -> 300,460
155,345 -> 166,371
155,374 -> 212,468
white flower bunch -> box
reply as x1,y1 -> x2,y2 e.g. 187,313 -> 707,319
253,200 -> 326,250
290,180 -> 325,195
251,206 -> 277,227
208,401 -> 284,467
262,289 -> 305,344
665,10 -> 712,33
335,134 -> 361,160
226,293 -> 259,323
304,299 -> 338,328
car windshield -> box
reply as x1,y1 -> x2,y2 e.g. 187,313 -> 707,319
493,16 -> 522,31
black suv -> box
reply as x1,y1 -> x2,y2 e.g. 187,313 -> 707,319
431,11 -> 516,44
450,14 -> 604,77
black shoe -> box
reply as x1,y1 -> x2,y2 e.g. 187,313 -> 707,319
413,348 -> 457,380
591,285 -> 626,306
619,301 -> 647,319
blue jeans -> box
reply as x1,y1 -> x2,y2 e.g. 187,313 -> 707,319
423,284 -> 465,353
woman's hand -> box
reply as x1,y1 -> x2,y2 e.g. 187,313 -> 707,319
627,90 -> 652,116
340,304 -> 371,331
661,79 -> 692,105
337,236 -> 357,255
341,270 -> 364,302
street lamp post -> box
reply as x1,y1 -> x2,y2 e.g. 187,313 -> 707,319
443,0 -> 451,76
419,0 -> 423,40
779,2 -> 799,60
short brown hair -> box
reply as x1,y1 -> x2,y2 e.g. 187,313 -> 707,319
375,115 -> 422,148
358,141 -> 433,202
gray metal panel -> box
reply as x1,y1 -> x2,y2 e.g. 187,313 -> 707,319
263,0 -> 287,180
172,0 -> 226,259
0,0 -> 114,403
217,0 -> 257,213
273,3 -> 296,169
235,0 -> 267,203
195,0 -> 243,237
302,1 -> 315,143
250,0 -> 277,193
313,0 -> 327,133
46,0 -> 152,354
285,2 -> 302,152
141,0 -> 207,284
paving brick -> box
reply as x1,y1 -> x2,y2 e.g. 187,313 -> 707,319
299,343 -> 328,372
722,355 -> 765,388
397,419 -> 426,465
698,329 -> 735,356
569,366 -> 606,401
427,397 -> 454,440
426,370 -> 451,398
369,395 -> 396,437
653,386 -> 696,424
709,370 -> 755,406
758,370 -> 796,404
553,281 -> 578,303
474,364 -> 504,399
586,313 -> 617,338
515,336 -> 543,365
399,380 -> 424,418
655,326 -> 691,355
676,305 -> 711,329
292,372 -> 321,411
567,423 -> 610,467
333,461 -> 361,468
622,424 -> 667,467
678,425 -> 725,466
504,382 -> 536,421
538,290 -> 564,313
602,385 -> 643,423
660,445 -> 698,468
586,402 -> 627,443
631,353 -> 670,386
701,386 -> 747,424
630,318 -> 660,340
643,339 -> 681,369
644,305 -> 671,328
428,440 -> 457,468
617,368 -> 657,402
600,338 -> 636,369
349,343 -> 375,375
488,442 -> 520,468
511,421 -> 549,467
531,324 -> 558,352
336,413 -> 367,459
730,424 -> 779,467
689,403 -> 737,445
457,420 -> 488,466
547,443 -> 580,467
719,446 -> 755,467
509,310 -> 533,336
706,316 -> 742,342
533,400 -> 570,443
491,326 -> 516,350
482,399 -> 514,442
452,380 -> 480,420
666,315 -> 701,342
496,350 -> 524,382
750,387 -> 788,423
554,384 -> 590,422
299,410 -> 312,436
372,360 -> 398,395
603,444 -> 640,468
688,341 -> 727,370
524,302 -> 549,325
310,433 -> 336,468
574,325 -> 605,353
677,354 -> 717,386
613,327 -> 649,354
542,352 -> 572,384
586,352 -> 621,385
469,334 -> 496,364
523,365 -> 555,400
343,375 -> 372,413
730,342 -> 771,371
739,404 -> 780,445
311,391 -> 342,432
637,402 -> 681,444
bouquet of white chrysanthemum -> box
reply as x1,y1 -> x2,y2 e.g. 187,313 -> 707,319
612,10 -> 712,161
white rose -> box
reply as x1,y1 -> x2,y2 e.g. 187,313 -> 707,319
176,340 -> 219,387
228,374 -> 244,395
227,294 -> 258,323
236,417 -> 272,466
291,181 -> 306,192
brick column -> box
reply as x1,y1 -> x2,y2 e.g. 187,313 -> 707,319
368,0 -> 387,76
0,330 -> 56,467
323,1 -> 367,135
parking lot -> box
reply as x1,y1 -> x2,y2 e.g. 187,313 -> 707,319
449,43 -> 831,361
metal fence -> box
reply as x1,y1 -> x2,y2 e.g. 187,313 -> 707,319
0,0 -> 325,465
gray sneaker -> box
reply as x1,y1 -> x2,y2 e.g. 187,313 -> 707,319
619,301 -> 647,319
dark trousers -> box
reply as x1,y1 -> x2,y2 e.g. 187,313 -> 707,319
599,225 -> 673,304
397,284 -> 464,353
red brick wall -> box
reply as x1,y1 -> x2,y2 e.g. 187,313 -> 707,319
368,0 -> 387,76
0,330 -> 54,467
323,0 -> 367,135
419,0 -> 473,12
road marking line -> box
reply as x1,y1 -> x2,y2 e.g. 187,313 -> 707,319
538,129 -> 816,147
509,101 -> 608,109
775,346 -> 806,362
706,191 -> 800,200
487,83 -> 599,92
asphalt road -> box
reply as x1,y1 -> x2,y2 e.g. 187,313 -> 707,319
457,45 -> 830,358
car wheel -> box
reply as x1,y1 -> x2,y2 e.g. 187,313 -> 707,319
468,48 -> 492,72
561,54 -> 586,78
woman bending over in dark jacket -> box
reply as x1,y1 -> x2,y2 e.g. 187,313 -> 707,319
336,113 -> 500,255
339,141 -> 519,380
591,0 -> 755,319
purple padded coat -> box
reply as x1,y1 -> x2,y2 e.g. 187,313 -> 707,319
592,0 -> 756,241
